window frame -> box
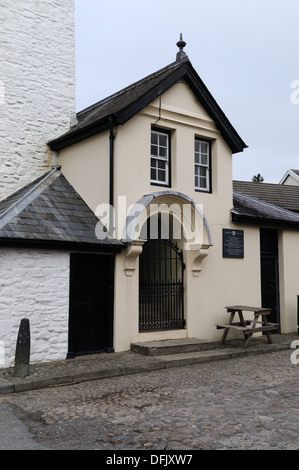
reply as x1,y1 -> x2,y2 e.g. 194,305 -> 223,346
194,137 -> 212,193
150,127 -> 171,187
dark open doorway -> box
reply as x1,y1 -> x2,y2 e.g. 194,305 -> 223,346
68,253 -> 114,357
260,229 -> 280,331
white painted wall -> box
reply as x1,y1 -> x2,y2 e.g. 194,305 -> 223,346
0,248 -> 70,367
0,0 -> 75,200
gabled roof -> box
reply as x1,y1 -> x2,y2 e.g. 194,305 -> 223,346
232,191 -> 299,228
279,169 -> 299,185
233,180 -> 299,214
0,168 -> 122,251
48,57 -> 247,154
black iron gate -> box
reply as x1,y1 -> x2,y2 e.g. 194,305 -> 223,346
139,239 -> 185,331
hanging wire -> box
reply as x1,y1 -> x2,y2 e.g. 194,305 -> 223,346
153,93 -> 162,125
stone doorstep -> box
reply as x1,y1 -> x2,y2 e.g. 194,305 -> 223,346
156,343 -> 292,368
131,338 -> 219,356
130,334 -> 295,357
157,349 -> 233,367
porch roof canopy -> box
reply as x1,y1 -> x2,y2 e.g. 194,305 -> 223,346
0,168 -> 123,251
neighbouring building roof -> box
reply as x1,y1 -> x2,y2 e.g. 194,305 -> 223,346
232,191 -> 299,228
0,168 -> 122,251
279,169 -> 299,184
233,180 -> 299,214
48,55 -> 247,155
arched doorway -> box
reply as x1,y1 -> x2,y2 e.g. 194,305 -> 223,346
139,234 -> 185,332
123,190 -> 212,333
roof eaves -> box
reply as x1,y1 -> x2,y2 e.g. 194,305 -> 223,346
231,211 -> 299,229
48,118 -> 110,151
48,58 -> 247,154
0,237 -> 123,252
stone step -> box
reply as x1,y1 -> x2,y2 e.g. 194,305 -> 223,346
157,349 -> 232,367
154,343 -> 289,368
130,338 -> 219,356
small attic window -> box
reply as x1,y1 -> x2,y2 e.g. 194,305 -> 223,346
150,128 -> 170,186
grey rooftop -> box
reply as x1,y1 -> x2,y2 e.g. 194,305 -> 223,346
0,168 -> 122,250
233,180 -> 299,214
48,54 -> 247,154
232,190 -> 299,228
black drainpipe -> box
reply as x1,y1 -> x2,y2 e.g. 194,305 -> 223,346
109,116 -> 115,234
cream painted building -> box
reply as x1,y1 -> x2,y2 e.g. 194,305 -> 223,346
1,32 -> 299,366
47,39 -> 299,356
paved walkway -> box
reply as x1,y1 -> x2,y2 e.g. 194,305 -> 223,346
0,333 -> 299,450
0,333 -> 297,395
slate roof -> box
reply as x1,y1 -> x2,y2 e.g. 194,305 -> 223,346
232,191 -> 299,228
0,168 -> 122,250
233,180 -> 299,214
48,57 -> 247,154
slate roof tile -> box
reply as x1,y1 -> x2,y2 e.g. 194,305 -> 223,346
233,180 -> 299,214
232,190 -> 299,227
0,168 -> 122,249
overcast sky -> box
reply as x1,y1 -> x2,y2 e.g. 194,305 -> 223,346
74,0 -> 299,183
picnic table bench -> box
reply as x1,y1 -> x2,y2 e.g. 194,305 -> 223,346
216,305 -> 279,347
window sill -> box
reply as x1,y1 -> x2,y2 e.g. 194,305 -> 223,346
195,188 -> 212,194
150,182 -> 171,188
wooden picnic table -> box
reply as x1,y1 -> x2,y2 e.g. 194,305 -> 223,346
216,305 -> 279,348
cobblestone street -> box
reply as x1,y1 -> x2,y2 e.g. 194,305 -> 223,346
2,348 -> 299,450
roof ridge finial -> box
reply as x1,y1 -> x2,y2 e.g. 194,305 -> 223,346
176,33 -> 187,61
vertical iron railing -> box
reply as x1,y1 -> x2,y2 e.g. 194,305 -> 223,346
139,240 -> 184,331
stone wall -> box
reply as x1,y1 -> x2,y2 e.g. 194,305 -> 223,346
0,0 -> 75,200
0,248 -> 70,367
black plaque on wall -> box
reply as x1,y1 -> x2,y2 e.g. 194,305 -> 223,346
223,229 -> 244,258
